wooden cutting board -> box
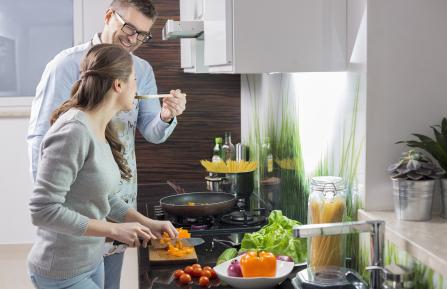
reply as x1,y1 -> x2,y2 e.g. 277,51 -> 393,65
148,247 -> 198,265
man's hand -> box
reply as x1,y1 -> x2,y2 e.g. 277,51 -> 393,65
160,89 -> 187,123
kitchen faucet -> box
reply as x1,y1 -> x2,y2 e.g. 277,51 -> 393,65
293,220 -> 385,289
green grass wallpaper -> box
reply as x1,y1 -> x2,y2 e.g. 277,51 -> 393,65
241,72 -> 365,270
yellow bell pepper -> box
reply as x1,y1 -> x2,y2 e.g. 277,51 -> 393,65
240,251 -> 276,277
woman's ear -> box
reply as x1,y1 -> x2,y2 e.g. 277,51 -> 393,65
112,79 -> 122,93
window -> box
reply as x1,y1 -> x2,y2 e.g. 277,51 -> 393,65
0,0 -> 73,100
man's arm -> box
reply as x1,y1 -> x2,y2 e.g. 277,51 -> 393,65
136,61 -> 177,143
27,54 -> 79,180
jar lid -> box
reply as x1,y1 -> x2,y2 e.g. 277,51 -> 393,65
310,176 -> 345,192
383,264 -> 414,282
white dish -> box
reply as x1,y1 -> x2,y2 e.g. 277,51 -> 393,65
213,256 -> 294,289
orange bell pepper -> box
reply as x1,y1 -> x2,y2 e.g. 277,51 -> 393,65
240,251 -> 276,277
162,228 -> 193,257
176,228 -> 191,238
160,228 -> 191,245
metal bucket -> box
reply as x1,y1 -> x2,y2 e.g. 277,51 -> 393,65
392,178 -> 435,221
439,178 -> 447,219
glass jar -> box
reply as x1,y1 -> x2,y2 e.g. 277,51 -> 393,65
308,176 -> 347,272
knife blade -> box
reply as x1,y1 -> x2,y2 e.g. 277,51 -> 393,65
151,237 -> 205,249
112,237 -> 205,248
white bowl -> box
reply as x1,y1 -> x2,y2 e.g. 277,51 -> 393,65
213,256 -> 294,289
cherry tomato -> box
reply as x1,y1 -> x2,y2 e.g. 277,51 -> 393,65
184,265 -> 194,275
174,269 -> 184,279
201,269 -> 212,278
206,268 -> 217,279
203,266 -> 213,271
192,263 -> 202,269
199,276 -> 210,287
179,273 -> 192,284
192,267 -> 203,277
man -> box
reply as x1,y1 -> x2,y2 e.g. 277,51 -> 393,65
27,1 -> 186,288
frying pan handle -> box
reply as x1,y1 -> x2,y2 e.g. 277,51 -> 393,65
166,180 -> 186,195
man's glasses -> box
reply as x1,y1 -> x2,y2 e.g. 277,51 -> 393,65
114,11 -> 152,43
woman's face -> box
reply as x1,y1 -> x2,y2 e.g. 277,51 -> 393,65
120,67 -> 137,111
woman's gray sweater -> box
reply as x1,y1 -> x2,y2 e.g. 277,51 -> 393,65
28,108 -> 131,279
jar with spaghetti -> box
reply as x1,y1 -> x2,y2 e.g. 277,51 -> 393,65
307,176 -> 347,272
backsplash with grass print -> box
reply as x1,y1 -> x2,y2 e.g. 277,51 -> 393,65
241,71 -> 365,270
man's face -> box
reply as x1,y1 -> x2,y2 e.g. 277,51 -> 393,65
105,6 -> 154,53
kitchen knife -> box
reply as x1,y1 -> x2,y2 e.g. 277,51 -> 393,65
112,237 -> 204,248
151,237 -> 205,249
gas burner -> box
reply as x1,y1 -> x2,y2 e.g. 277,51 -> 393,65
170,215 -> 215,229
191,224 -> 208,230
229,211 -> 254,222
219,210 -> 266,226
186,217 -> 198,223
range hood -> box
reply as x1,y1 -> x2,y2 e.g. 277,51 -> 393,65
162,20 -> 204,40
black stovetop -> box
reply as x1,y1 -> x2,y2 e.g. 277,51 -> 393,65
153,204 -> 268,236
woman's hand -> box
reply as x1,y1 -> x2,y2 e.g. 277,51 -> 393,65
108,222 -> 156,248
141,219 -> 178,239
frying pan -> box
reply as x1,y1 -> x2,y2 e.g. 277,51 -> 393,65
160,192 -> 237,217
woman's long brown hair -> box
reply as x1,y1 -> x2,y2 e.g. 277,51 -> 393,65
51,44 -> 133,181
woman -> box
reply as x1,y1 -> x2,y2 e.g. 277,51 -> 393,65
28,43 -> 177,289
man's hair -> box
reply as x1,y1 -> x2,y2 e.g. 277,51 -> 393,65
110,0 -> 157,20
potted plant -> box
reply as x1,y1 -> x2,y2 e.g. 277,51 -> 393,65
388,150 -> 444,221
397,118 -> 447,218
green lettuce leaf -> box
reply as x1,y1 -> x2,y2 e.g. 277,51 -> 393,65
239,210 -> 307,263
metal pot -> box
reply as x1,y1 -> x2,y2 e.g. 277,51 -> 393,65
205,175 -> 223,192
221,171 -> 254,198
439,178 -> 447,219
391,178 -> 435,221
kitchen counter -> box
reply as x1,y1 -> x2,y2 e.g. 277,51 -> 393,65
358,209 -> 447,277
138,236 -> 301,289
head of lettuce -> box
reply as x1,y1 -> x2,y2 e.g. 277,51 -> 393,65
239,210 -> 307,264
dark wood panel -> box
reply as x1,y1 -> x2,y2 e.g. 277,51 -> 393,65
134,0 -> 241,185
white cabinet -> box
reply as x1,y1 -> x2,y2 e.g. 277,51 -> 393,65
203,0 -> 233,69
180,0 -> 209,73
202,0 -> 347,73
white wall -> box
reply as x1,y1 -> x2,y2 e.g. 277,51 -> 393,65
75,0 -> 110,45
0,118 -> 35,244
365,0 -> 447,210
